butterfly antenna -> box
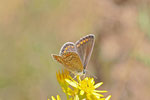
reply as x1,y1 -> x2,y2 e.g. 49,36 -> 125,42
85,70 -> 97,79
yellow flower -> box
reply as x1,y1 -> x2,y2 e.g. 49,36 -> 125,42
56,70 -> 73,99
56,69 -> 71,86
55,70 -> 111,100
51,95 -> 61,100
65,76 -> 108,100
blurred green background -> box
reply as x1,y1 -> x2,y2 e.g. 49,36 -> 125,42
0,0 -> 150,100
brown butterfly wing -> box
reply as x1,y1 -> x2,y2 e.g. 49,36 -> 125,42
75,34 -> 95,69
52,52 -> 83,74
59,42 -> 77,55
52,54 -> 64,65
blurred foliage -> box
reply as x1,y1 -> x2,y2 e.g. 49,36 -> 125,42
138,7 -> 150,39
135,53 -> 150,66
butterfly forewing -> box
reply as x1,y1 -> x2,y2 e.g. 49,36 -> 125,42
52,54 -> 64,64
75,34 -> 95,69
52,52 -> 83,73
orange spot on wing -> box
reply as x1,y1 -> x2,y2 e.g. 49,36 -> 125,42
53,55 -> 63,64
65,47 -> 68,50
86,39 -> 88,41
80,41 -> 83,44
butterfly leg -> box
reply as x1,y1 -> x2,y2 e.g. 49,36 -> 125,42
73,75 -> 77,79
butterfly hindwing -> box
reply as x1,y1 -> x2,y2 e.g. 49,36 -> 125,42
75,34 -> 95,69
59,42 -> 77,55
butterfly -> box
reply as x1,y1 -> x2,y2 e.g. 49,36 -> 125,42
52,34 -> 95,75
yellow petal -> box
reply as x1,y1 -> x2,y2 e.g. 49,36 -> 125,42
57,95 -> 61,100
74,95 -> 79,100
51,96 -> 56,100
80,90 -> 84,95
93,90 -> 107,93
85,77 -> 88,80
94,82 -> 103,88
77,76 -> 81,82
91,78 -> 94,83
92,92 -> 104,97
65,79 -> 78,88
105,95 -> 111,100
